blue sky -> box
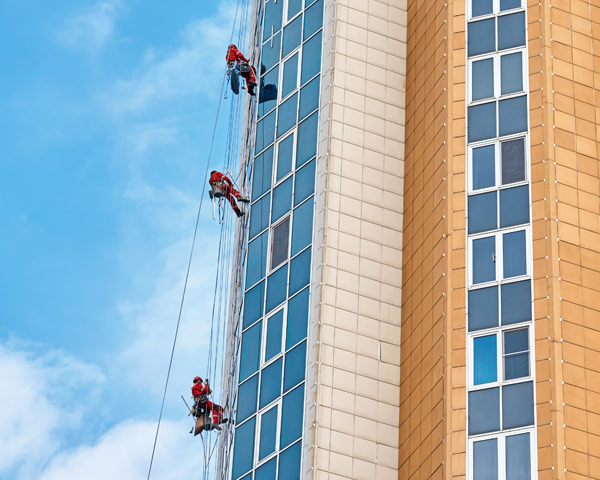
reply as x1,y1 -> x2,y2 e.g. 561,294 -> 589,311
0,1 -> 245,478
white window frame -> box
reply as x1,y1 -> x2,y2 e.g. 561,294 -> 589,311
284,0 -> 303,25
467,0 -> 525,22
273,129 -> 297,186
261,305 -> 287,367
255,400 -> 282,468
269,213 -> 292,272
279,48 -> 302,103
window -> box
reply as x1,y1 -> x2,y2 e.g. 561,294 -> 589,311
276,133 -> 295,182
265,309 -> 284,363
244,281 -> 265,329
470,431 -> 533,480
255,457 -> 277,480
468,185 -> 529,234
472,58 -> 494,101
294,159 -> 315,204
497,12 -> 525,50
247,231 -> 269,288
471,0 -> 493,17
261,32 -> 281,72
503,328 -> 529,380
303,0 -> 323,40
282,54 -> 299,99
469,51 -> 526,103
473,438 -> 497,479
260,357 -> 283,408
287,0 -> 302,21
278,441 -> 302,479
277,93 -> 298,137
291,199 -> 314,255
259,65 -> 279,119
271,217 -> 290,270
301,31 -> 322,83
468,10 -> 525,57
500,52 -> 523,94
473,335 -> 497,385
250,193 -> 271,239
286,287 -> 309,349
282,15 -> 302,58
272,176 -> 293,222
232,416 -> 256,479
299,75 -> 320,120
499,95 -> 527,136
240,322 -> 262,382
289,247 -> 311,295
468,102 -> 496,142
468,387 -> 500,434
259,406 -> 279,460
252,146 -> 274,200
296,112 -> 318,166
468,18 -> 495,56
237,374 -> 259,423
501,138 -> 525,184
256,112 -> 277,154
266,263 -> 288,313
469,137 -> 527,193
283,340 -> 306,392
280,384 -> 304,448
263,0 -> 283,41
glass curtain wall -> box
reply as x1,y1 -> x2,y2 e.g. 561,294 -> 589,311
231,0 -> 323,478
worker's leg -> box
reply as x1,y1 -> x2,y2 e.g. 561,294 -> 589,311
226,193 -> 243,217
226,184 -> 249,203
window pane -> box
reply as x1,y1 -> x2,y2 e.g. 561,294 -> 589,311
232,416 -> 256,479
272,176 -> 293,223
263,0 -> 283,41
287,287 -> 309,348
292,200 -> 314,256
247,231 -> 269,289
272,217 -> 291,269
503,230 -> 526,278
468,192 -> 498,234
502,138 -> 525,184
261,32 -> 281,72
256,112 -> 276,154
473,438 -> 498,480
468,286 -> 499,331
282,15 -> 302,59
299,75 -> 320,120
266,310 -> 284,362
500,185 -> 529,228
259,406 -> 278,460
289,247 -> 311,296
282,53 -> 299,99
260,357 -> 283,409
472,58 -> 494,101
506,433 -> 531,480
468,102 -> 497,143
244,281 -> 265,329
304,0 -> 324,40
504,328 -> 530,380
502,381 -> 534,429
278,93 -> 298,137
501,0 -> 522,10
499,95 -> 527,137
279,441 -> 302,480
468,18 -> 495,57
472,144 -> 495,190
296,113 -> 318,167
237,374 -> 259,423
301,31 -> 322,83
474,335 -> 497,385
277,134 -> 294,181
468,387 -> 500,434
255,457 -> 277,480
280,384 -> 304,448
294,159 -> 316,205
250,193 -> 271,239
472,236 -> 496,284
472,0 -> 493,17
498,12 -> 526,50
288,0 -> 302,20
501,280 -> 531,325
267,263 -> 288,313
259,65 -> 279,118
501,52 -> 523,95
505,328 -> 528,353
284,340 -> 307,392
252,146 -> 274,201
240,322 -> 262,382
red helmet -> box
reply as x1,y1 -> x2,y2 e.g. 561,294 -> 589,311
193,376 -> 202,383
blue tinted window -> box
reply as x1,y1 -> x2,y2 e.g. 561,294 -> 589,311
289,247 -> 311,296
250,193 -> 271,239
260,357 -> 282,409
304,0 -> 323,40
473,144 -> 495,190
468,387 -> 500,434
277,134 -> 294,182
468,192 -> 497,234
259,406 -> 278,460
299,75 -> 320,120
266,310 -> 284,362
472,236 -> 496,284
255,457 -> 277,480
280,385 -> 304,448
504,328 -> 529,380
501,52 -> 523,95
259,65 -> 279,118
468,19 -> 495,57
472,58 -> 494,101
267,263 -> 288,313
246,231 -> 269,289
474,335 -> 497,385
240,322 -> 262,382
498,12 -> 526,50
252,146 -> 273,201
272,176 -> 293,223
282,54 -> 299,99
292,200 -> 314,256
502,138 -> 525,184
263,0 -> 283,40
473,438 -> 498,480
287,288 -> 309,349
288,0 -> 302,20
502,381 -> 534,429
501,0 -> 521,10
284,341 -> 306,392
468,102 -> 496,142
472,0 -> 493,17
294,159 -> 315,205
279,441 -> 302,480
232,416 -> 256,479
506,433 -> 531,480
272,217 -> 290,270
296,113 -> 318,167
256,113 -> 276,154
261,32 -> 281,72
501,280 -> 531,325
237,374 -> 259,423
301,32 -> 322,83
244,281 -> 265,329
500,185 -> 529,228
503,230 -> 526,278
499,96 -> 527,137
469,286 -> 499,331
282,15 -> 302,58
278,93 -> 298,137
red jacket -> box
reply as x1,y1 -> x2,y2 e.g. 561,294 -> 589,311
192,382 -> 211,398
226,44 -> 248,64
209,171 -> 233,187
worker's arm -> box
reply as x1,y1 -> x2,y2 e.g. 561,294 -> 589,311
222,175 -> 233,187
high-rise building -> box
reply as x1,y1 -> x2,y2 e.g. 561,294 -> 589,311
218,0 -> 600,479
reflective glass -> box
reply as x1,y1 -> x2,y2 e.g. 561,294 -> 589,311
260,357 -> 282,409
499,95 -> 527,137
263,0 -> 283,40
304,0 -> 324,40
474,335 -> 497,385
468,387 -> 500,434
501,280 -> 531,325
472,0 -> 493,17
232,416 -> 256,479
504,329 -> 528,356
282,54 -> 299,99
502,138 -> 525,184
472,236 -> 496,284
244,281 -> 265,329
504,328 -> 529,380
301,32 -> 322,84
468,286 -> 499,331
279,441 -> 302,480
272,217 -> 290,269
261,32 -> 281,72
468,19 -> 495,57
472,144 -> 495,190
292,200 -> 314,256
503,230 -> 526,278
299,75 -> 320,120
294,159 -> 315,205
468,192 -> 498,234
265,309 -> 284,362
255,457 -> 277,480
259,406 -> 278,460
506,433 -> 531,480
287,287 -> 309,349
284,340 -> 307,392
272,176 -> 293,223
237,374 -> 259,423
468,102 -> 496,143
277,93 -> 298,137
500,185 -> 529,228
498,12 -> 526,50
296,113 -> 318,167
252,146 -> 273,201
259,65 -> 279,118
277,133 -> 294,182
502,381 -> 534,429
472,58 -> 494,101
501,0 -> 522,10
250,193 -> 271,239
288,0 -> 302,20
282,15 -> 302,59
473,438 -> 498,480
280,384 -> 304,448
501,52 -> 523,95
240,322 -> 262,382
246,231 -> 269,289
266,263 -> 288,313
289,247 -> 311,296
256,112 -> 276,154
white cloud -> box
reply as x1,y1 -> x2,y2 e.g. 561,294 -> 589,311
121,120 -> 179,154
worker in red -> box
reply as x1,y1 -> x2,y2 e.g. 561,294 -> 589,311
226,43 -> 257,96
191,376 -> 228,427
209,170 -> 249,217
